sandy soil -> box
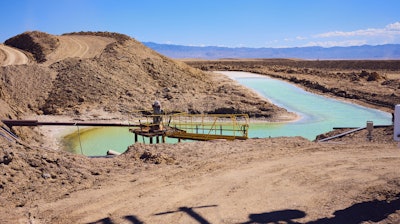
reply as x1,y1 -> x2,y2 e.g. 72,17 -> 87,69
43,35 -> 115,65
1,32 -> 291,119
2,138 -> 399,224
0,44 -> 29,66
1,32 -> 400,223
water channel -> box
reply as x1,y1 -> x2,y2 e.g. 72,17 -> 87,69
221,71 -> 392,140
62,71 -> 392,156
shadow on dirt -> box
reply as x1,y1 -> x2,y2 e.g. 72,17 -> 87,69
307,194 -> 400,224
86,215 -> 144,224
85,195 -> 400,224
241,209 -> 306,224
241,193 -> 400,224
154,205 -> 218,224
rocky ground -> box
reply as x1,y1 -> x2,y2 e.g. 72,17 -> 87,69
0,31 -> 399,223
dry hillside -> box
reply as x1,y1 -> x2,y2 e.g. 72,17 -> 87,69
0,31 -> 292,140
1,32 -> 289,117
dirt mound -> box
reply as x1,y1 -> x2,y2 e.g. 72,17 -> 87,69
5,31 -> 59,63
123,143 -> 177,164
0,141 -> 100,208
0,32 -> 292,155
315,125 -> 395,144
25,33 -> 285,118
0,140 -> 180,211
44,34 -> 116,65
1,31 -> 288,120
0,65 -> 55,113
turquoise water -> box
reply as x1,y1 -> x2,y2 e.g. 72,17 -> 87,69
225,71 -> 392,139
63,71 -> 392,156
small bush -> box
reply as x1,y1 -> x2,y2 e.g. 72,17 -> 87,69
367,72 -> 381,81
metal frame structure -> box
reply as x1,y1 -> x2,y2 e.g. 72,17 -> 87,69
2,113 -> 250,145
130,113 -> 249,143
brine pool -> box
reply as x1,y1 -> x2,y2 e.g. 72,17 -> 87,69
62,71 -> 392,156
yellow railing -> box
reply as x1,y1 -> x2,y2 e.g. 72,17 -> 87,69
165,113 -> 249,139
129,111 -> 249,141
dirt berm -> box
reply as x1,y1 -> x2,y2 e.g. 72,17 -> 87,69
1,31 -> 291,119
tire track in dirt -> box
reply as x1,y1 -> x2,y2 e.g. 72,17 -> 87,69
68,36 -> 89,57
44,35 -> 115,65
0,44 -> 29,66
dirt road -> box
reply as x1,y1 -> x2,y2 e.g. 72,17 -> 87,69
1,35 -> 114,66
13,139 -> 398,224
0,44 -> 29,66
44,35 -> 115,65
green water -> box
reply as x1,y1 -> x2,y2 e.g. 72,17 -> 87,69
63,71 -> 392,156
62,127 -> 134,156
62,127 -> 184,156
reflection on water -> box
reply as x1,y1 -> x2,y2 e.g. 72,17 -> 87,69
63,71 -> 392,156
61,127 -> 133,156
61,127 -> 183,156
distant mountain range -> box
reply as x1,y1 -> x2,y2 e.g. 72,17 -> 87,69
143,42 -> 400,60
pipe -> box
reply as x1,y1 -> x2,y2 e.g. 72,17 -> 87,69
107,150 -> 121,156
1,119 -> 142,128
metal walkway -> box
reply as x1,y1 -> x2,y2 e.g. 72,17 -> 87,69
2,113 -> 250,144
130,113 -> 249,143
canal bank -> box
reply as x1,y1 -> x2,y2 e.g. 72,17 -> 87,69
61,71 -> 392,156
220,71 -> 392,140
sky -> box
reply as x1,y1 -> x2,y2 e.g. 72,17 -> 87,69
1,0 -> 400,48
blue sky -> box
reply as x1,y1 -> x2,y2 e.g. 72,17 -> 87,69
1,0 -> 400,48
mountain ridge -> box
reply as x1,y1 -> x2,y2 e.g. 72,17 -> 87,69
143,42 -> 400,60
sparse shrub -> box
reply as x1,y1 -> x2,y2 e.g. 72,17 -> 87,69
367,72 -> 381,81
350,74 -> 360,82
359,70 -> 382,81
359,70 -> 369,78
62,31 -> 131,43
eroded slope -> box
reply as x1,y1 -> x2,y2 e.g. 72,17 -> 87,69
0,31 -> 291,141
